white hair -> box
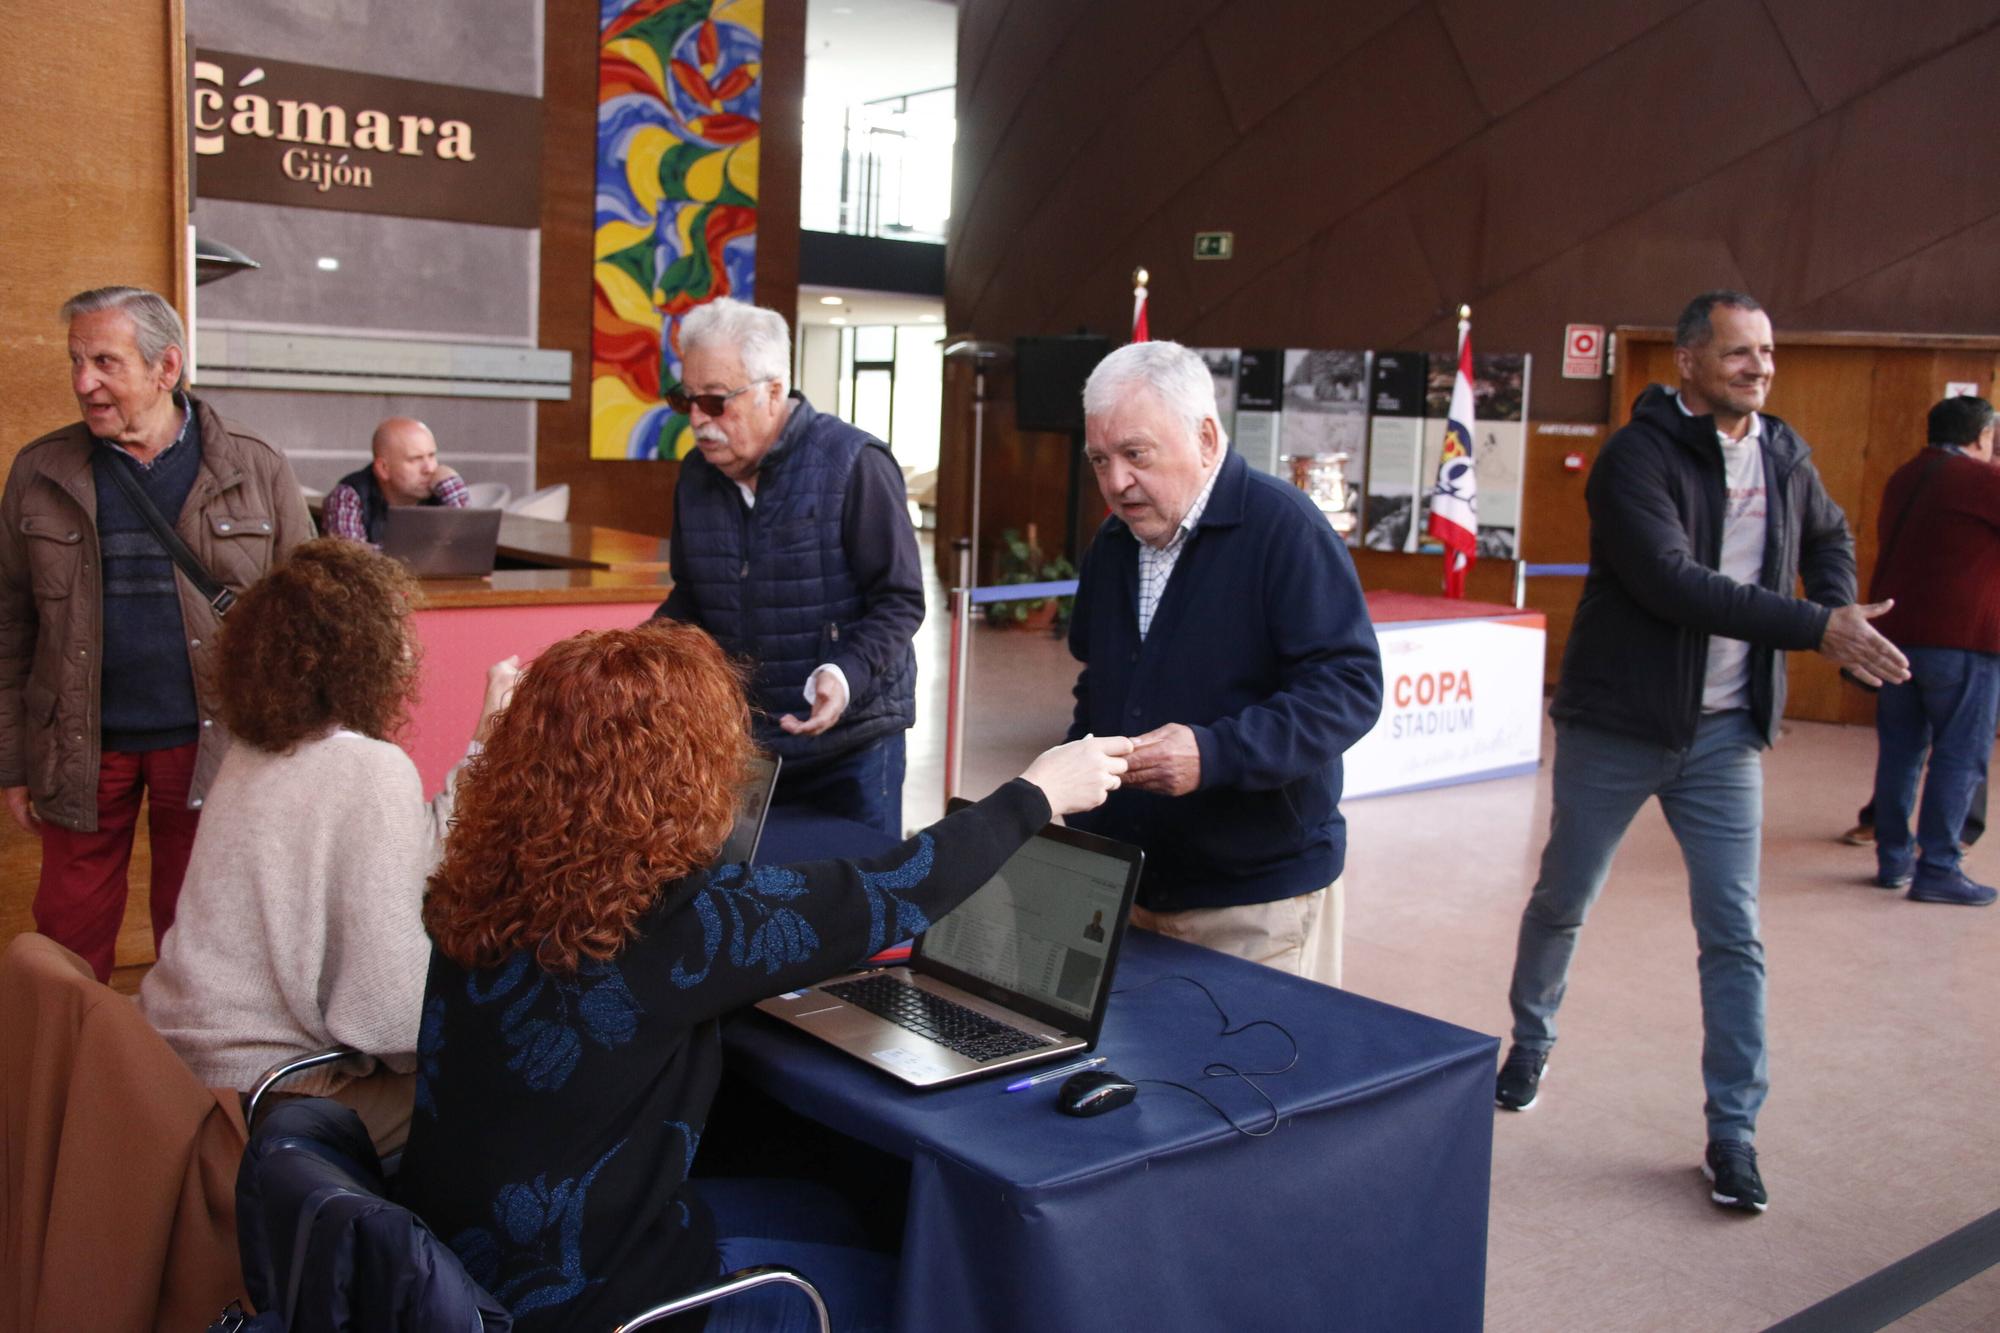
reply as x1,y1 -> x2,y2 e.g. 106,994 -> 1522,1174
679,297 -> 792,392
1082,340 -> 1221,441
61,286 -> 188,391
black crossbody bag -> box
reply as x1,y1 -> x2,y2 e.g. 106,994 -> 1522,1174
99,455 -> 239,617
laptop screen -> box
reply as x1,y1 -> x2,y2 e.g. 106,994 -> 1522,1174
916,817 -> 1142,1032
714,753 -> 780,866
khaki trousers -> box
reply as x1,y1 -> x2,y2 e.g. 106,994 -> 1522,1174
1130,877 -> 1344,987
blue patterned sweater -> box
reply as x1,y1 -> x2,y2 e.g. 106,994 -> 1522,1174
393,778 -> 1050,1331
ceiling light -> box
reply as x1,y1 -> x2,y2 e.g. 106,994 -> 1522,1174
819,295 -> 843,306
830,317 -> 847,326
919,313 -> 939,323
316,256 -> 340,271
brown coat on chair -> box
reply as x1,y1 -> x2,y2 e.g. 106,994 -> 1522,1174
0,933 -> 247,1331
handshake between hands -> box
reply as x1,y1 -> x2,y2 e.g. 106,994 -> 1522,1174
1019,723 -> 1200,817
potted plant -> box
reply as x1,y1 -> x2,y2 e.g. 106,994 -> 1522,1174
985,525 -> 1075,632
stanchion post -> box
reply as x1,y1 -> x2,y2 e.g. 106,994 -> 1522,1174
946,537 -> 973,803
1513,558 -> 1528,609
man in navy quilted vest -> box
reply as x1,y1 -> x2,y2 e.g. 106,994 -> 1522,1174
654,298 -> 922,836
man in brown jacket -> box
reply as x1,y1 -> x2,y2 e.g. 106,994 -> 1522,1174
0,287 -> 312,979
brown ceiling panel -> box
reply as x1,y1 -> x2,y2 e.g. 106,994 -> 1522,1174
1761,0 -> 2000,111
1402,0 -> 1817,299
949,5 -> 1216,319
948,2 -> 1090,249
1782,24 -> 2000,304
1433,0 -> 1701,119
1177,246 -> 1317,348
1789,209 -> 2000,334
1296,193 -> 1448,349
1012,41 -> 1239,324
1200,0 -> 1413,132
1152,5 -> 1485,299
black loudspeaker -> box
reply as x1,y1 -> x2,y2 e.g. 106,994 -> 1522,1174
1013,335 -> 1112,433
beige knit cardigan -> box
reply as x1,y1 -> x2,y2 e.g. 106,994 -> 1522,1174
138,730 -> 460,1095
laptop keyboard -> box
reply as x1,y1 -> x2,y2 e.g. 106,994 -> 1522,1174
823,975 -> 1053,1062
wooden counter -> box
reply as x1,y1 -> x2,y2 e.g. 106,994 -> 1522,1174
416,566 -> 672,609
493,513 -> 671,572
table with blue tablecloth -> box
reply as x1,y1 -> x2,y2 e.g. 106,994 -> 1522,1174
742,808 -> 1500,1332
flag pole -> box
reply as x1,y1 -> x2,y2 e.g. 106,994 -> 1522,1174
1131,267 -> 1150,342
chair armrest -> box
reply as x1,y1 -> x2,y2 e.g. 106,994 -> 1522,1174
612,1264 -> 830,1333
245,1045 -> 362,1131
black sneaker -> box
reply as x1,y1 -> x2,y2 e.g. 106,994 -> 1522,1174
1494,1044 -> 1548,1111
1703,1140 -> 1768,1213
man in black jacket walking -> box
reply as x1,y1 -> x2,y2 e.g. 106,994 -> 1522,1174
1493,292 -> 1909,1214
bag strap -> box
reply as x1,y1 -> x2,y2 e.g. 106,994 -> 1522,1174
99,452 -> 237,616
1875,447 -> 1952,586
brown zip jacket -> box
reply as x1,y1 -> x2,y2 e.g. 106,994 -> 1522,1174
0,398 -> 314,830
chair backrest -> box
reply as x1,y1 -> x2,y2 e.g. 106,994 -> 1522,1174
0,933 -> 247,1328
462,481 -> 512,509
237,1099 -> 512,1332
504,483 -> 571,521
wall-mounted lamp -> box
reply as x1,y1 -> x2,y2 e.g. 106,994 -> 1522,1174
193,235 -> 260,286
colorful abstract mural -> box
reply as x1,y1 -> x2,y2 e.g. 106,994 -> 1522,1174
592,0 -> 762,460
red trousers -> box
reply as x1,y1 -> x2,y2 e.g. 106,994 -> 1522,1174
32,743 -> 201,982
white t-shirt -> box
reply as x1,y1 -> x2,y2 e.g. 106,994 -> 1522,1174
1676,393 -> 1767,711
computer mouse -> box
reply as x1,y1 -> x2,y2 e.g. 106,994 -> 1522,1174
1057,1069 -> 1138,1117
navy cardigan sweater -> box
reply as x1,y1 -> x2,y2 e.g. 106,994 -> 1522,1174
1065,450 -> 1383,911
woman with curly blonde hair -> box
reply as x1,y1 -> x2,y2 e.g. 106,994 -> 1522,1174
140,538 -> 514,1152
398,619 -> 1130,1333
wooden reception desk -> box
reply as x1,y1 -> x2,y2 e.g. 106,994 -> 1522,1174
401,516 -> 675,789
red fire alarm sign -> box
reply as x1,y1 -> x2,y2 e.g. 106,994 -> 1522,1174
1563,325 -> 1604,380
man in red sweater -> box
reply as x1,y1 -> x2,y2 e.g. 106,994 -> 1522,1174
1867,395 -> 2000,906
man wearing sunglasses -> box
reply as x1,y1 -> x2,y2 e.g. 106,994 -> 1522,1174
653,298 -> 923,836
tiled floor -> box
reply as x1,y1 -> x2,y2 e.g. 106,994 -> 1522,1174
907,538 -> 2000,1331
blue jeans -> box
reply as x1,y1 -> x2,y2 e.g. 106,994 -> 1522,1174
776,732 -> 907,837
1508,711 -> 1769,1143
1870,646 -> 2000,879
695,1177 -> 897,1333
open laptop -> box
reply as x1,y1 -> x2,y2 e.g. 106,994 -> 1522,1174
714,753 -> 781,866
756,815 -> 1144,1088
377,505 -> 503,578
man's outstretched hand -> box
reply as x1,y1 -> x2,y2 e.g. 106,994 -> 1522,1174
1818,601 -> 1910,688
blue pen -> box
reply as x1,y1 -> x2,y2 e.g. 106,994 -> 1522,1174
1004,1055 -> 1106,1093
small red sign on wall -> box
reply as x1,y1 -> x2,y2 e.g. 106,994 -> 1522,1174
1563,325 -> 1604,379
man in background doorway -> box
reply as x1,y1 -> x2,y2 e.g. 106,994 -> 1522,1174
1863,394 -> 2000,906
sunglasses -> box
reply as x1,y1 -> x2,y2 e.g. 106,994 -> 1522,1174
665,378 -> 769,417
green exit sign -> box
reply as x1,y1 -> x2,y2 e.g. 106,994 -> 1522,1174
1193,231 -> 1234,260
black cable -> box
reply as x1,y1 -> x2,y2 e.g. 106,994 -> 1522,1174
1109,974 -> 1300,1138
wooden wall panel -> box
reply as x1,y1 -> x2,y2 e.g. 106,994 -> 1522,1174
534,0 -> 804,537
2,0 -> 187,472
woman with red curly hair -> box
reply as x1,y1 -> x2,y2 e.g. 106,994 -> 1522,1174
396,620 -> 1129,1332
140,538 -> 515,1152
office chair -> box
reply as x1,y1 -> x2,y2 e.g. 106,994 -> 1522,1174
236,1098 -> 831,1332
462,481 -> 513,509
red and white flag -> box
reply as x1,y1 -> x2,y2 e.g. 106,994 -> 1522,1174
1131,271 -> 1150,342
1428,311 -> 1478,598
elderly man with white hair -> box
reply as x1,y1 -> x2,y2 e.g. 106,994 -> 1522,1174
653,297 -> 923,835
1064,340 -> 1382,984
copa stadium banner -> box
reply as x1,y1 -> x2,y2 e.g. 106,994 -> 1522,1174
1344,611 -> 1545,799
592,0 -> 763,461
